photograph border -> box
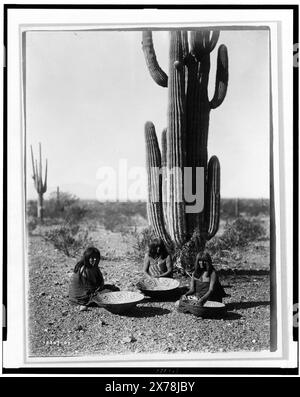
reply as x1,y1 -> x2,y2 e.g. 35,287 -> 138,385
2,3 -> 299,375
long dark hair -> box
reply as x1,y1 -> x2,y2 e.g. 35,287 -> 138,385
148,238 -> 168,259
194,252 -> 213,276
74,247 -> 101,280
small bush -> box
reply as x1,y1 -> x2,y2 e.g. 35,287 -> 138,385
223,217 -> 265,245
27,215 -> 38,235
220,198 -> 269,218
64,203 -> 89,224
42,223 -> 94,257
205,236 -> 224,256
173,232 -> 201,274
129,226 -> 157,260
44,191 -> 80,219
101,205 -> 133,233
207,217 -> 266,255
27,200 -> 37,218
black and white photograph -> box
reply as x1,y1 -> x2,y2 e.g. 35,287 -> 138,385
2,4 -> 297,373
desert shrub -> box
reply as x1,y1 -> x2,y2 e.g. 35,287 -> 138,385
101,205 -> 133,233
220,198 -> 270,218
223,217 -> 265,245
27,215 -> 38,235
128,226 -> 157,260
205,236 -> 227,257
41,191 -> 90,226
27,200 -> 37,218
42,223 -> 94,257
120,201 -> 147,219
206,217 -> 266,255
172,232 -> 205,274
88,201 -> 147,232
63,203 -> 89,224
44,191 -> 80,219
104,214 -> 129,233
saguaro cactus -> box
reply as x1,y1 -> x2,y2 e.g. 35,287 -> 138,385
142,30 -> 228,259
30,143 -> 48,222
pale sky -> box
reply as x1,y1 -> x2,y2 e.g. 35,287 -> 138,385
25,29 -> 270,200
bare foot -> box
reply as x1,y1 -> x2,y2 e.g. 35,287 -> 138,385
174,300 -> 180,307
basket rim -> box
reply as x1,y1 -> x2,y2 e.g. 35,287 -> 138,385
182,299 -> 226,309
204,301 -> 226,308
139,277 -> 180,291
97,290 -> 145,305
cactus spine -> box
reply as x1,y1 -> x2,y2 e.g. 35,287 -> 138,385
143,30 -> 228,256
30,143 -> 48,222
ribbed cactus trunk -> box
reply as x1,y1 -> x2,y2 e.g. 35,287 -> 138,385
142,30 -> 228,264
167,31 -> 186,247
31,143 -> 48,223
145,122 -> 172,248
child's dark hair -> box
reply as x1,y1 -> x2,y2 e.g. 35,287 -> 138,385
74,247 -> 101,279
194,252 -> 213,274
148,238 -> 168,259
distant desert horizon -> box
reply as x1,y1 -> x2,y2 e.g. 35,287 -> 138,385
26,182 -> 270,202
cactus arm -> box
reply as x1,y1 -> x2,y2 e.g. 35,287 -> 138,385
207,30 -> 220,52
30,145 -> 35,178
210,44 -> 228,109
39,142 -> 42,186
31,143 -> 47,222
202,30 -> 220,53
142,31 -> 168,88
35,159 -> 38,180
145,122 -> 172,248
161,128 -> 169,230
42,159 -> 48,193
30,145 -> 37,188
206,156 -> 220,239
189,30 -> 220,59
35,160 -> 41,192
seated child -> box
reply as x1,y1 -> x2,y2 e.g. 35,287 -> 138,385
143,238 -> 173,278
184,252 -> 227,305
69,246 -> 119,308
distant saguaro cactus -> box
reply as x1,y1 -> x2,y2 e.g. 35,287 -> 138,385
142,30 -> 228,263
30,143 -> 48,222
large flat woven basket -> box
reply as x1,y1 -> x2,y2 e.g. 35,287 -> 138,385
136,277 -> 180,297
92,291 -> 145,314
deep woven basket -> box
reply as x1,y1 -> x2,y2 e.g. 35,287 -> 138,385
93,291 -> 145,314
178,299 -> 226,318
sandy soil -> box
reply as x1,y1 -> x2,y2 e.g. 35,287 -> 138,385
27,225 -> 270,357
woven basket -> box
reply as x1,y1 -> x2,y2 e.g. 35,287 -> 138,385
92,291 -> 145,314
178,298 -> 226,317
136,277 -> 180,297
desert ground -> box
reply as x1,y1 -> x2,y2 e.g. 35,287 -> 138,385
27,200 -> 270,357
